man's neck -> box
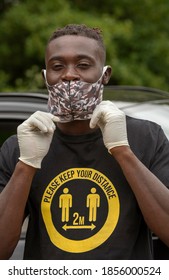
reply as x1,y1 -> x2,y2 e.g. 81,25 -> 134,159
56,120 -> 97,135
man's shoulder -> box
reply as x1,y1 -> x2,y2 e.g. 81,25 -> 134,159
2,134 -> 18,146
126,115 -> 162,133
1,134 -> 18,153
126,115 -> 160,126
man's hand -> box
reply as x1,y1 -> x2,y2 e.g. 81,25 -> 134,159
90,101 -> 129,152
17,111 -> 59,168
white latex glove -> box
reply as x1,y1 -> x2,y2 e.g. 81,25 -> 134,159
90,101 -> 129,152
17,111 -> 59,168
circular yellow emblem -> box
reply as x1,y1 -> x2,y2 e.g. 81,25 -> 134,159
41,168 -> 120,253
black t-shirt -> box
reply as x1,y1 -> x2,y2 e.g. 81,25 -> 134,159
0,116 -> 169,260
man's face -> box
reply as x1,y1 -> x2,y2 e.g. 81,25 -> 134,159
45,35 -> 105,85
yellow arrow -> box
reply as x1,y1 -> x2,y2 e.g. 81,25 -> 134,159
63,223 -> 96,231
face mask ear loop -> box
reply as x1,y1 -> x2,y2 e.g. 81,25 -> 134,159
99,66 -> 109,85
93,66 -> 108,85
42,69 -> 51,87
42,69 -> 46,78
103,65 -> 108,74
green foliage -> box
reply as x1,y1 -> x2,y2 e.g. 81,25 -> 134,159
0,0 -> 169,92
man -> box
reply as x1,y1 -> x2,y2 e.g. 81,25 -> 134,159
0,24 -> 169,260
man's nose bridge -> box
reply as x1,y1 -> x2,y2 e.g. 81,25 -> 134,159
62,66 -> 79,80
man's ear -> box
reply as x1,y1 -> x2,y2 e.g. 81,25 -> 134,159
102,66 -> 112,85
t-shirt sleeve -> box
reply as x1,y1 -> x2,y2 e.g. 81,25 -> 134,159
149,126 -> 169,188
0,135 -> 19,192
127,117 -> 169,189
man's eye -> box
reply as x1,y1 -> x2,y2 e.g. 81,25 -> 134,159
53,64 -> 64,70
77,63 -> 90,69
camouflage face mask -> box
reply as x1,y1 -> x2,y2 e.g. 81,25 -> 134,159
43,66 -> 108,122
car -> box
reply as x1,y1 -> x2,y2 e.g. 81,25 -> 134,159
104,85 -> 169,139
0,92 -> 48,147
0,87 -> 169,259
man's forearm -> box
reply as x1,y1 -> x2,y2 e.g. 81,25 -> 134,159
110,146 -> 169,246
0,161 -> 36,259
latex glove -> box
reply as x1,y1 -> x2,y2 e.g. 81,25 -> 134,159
90,101 -> 129,152
17,111 -> 59,168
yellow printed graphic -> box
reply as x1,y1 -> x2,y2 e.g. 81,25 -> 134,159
86,187 -> 100,222
41,168 -> 120,253
59,188 -> 72,222
63,223 -> 96,231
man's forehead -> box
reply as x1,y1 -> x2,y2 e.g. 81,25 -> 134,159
46,35 -> 104,61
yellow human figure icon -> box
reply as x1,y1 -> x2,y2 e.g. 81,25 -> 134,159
59,188 -> 72,222
86,187 -> 100,222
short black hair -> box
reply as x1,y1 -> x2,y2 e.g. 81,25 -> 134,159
48,24 -> 106,59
